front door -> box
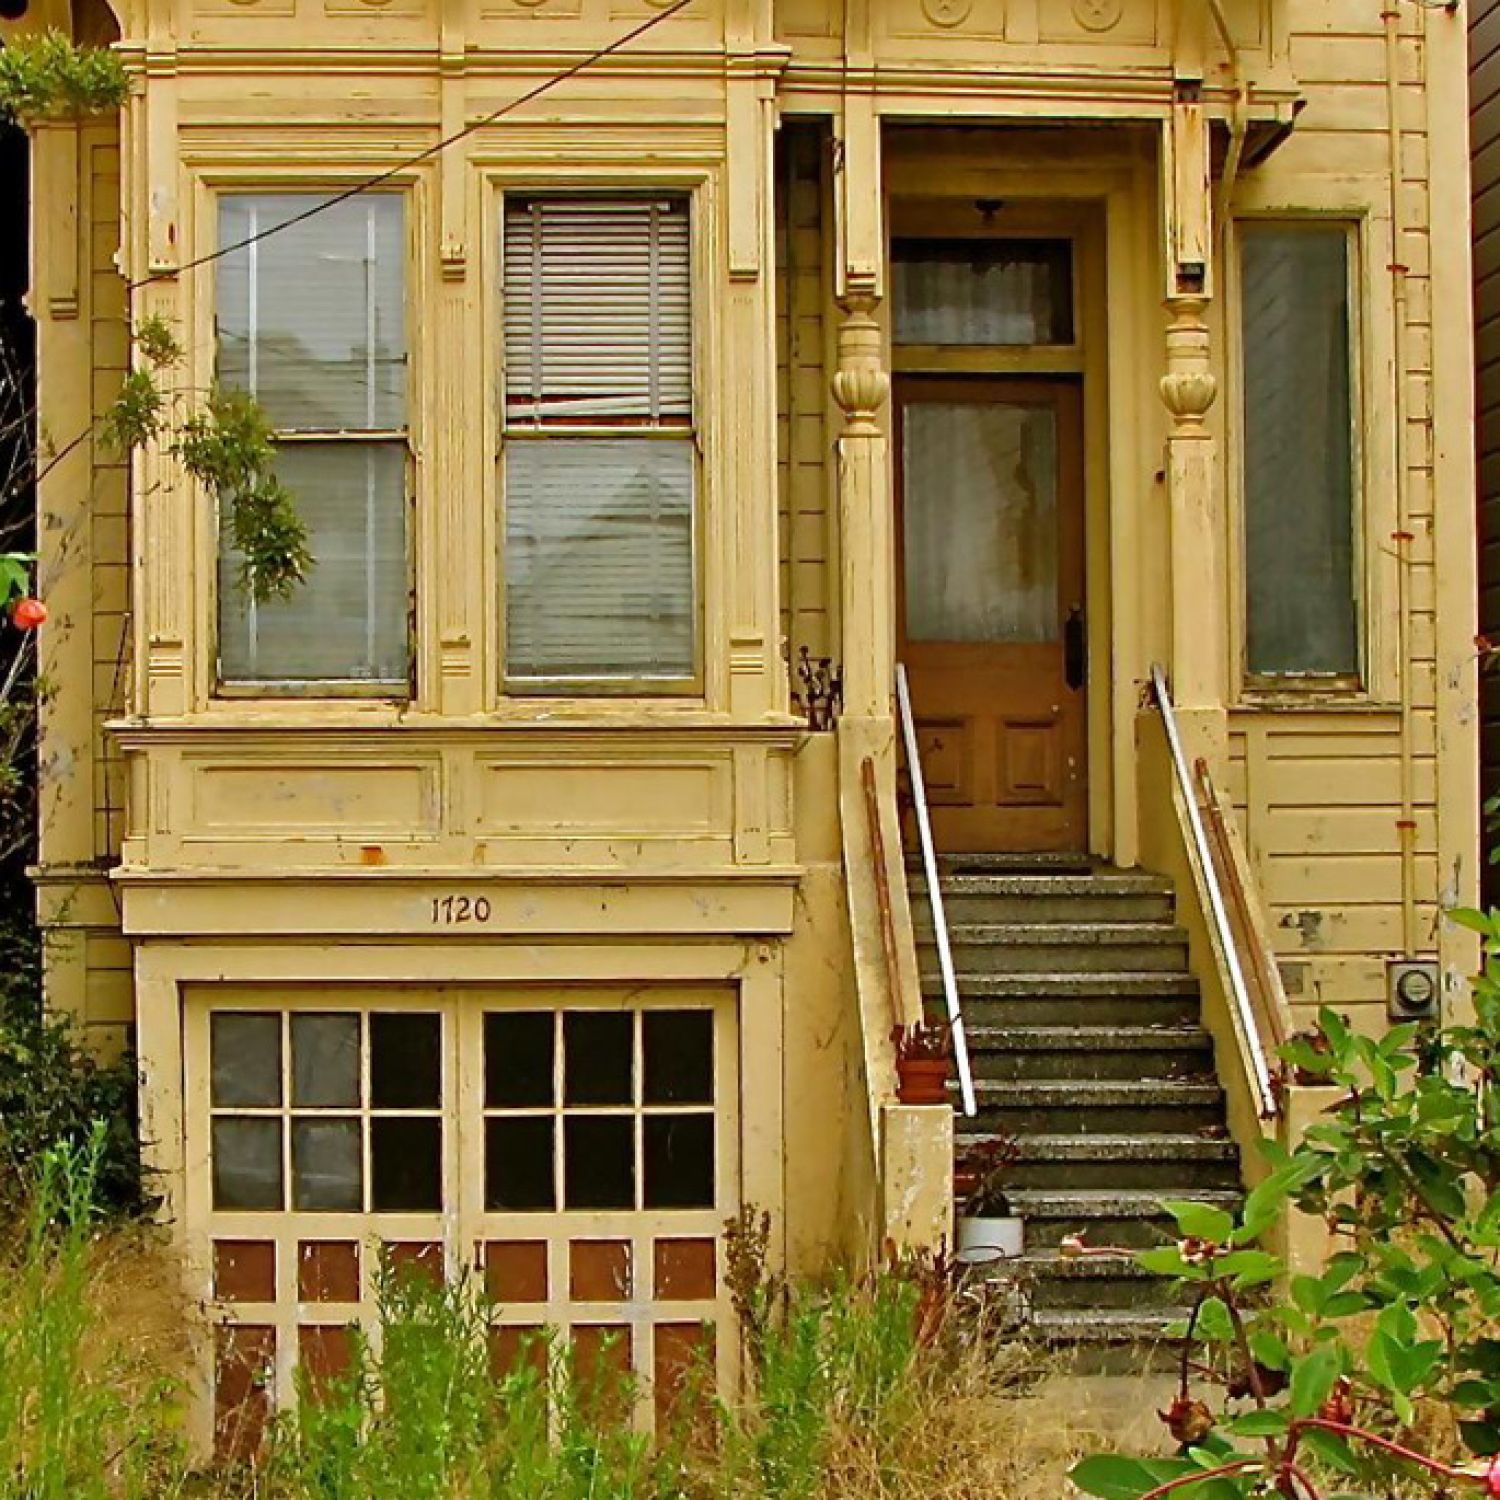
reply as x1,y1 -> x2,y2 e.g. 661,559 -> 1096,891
898,376 -> 1087,853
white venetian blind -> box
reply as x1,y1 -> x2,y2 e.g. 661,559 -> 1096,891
501,195 -> 697,686
502,198 -> 692,424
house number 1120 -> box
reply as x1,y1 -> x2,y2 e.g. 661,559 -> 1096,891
430,895 -> 492,925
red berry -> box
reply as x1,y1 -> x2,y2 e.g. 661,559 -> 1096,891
1487,1455 -> 1500,1498
10,596 -> 46,630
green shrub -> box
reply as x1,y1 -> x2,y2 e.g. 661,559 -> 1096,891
1072,910 -> 1500,1500
0,917 -> 144,1220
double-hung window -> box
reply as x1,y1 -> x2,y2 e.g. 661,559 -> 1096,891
216,194 -> 410,692
501,197 -> 697,690
1237,221 -> 1360,685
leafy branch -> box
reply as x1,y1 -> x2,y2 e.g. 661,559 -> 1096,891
102,316 -> 313,604
0,32 -> 129,125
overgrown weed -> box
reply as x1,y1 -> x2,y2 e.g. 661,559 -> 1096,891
0,1128 -> 189,1499
2,1166 -> 1120,1500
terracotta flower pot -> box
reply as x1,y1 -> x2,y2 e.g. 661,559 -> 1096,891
896,1057 -> 950,1105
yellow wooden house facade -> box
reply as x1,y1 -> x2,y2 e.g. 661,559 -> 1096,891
17,0 -> 1482,1447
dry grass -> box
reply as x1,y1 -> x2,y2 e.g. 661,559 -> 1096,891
2,1198 -> 1172,1500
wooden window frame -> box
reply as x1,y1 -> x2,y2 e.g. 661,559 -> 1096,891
206,186 -> 418,704
185,985 -> 738,1432
493,188 -> 706,701
1226,198 -> 1398,708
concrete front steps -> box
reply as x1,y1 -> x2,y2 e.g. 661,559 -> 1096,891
911,852 -> 1242,1355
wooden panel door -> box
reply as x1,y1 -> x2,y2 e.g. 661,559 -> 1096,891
897,376 -> 1087,853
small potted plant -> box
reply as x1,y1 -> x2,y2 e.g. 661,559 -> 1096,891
891,1022 -> 951,1105
955,1135 -> 1025,1264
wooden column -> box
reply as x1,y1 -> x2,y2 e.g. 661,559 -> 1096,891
1158,69 -> 1226,723
832,292 -> 891,719
1159,292 -> 1222,710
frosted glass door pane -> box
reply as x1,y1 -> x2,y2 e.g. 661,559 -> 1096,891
903,402 -> 1059,644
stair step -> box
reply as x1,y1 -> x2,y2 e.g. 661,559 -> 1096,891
1008,1186 -> 1240,1250
962,1025 -> 1214,1082
957,1128 -> 1238,1189
929,971 -> 1201,1027
913,873 -> 1175,924
911,851 -> 1098,876
1016,1253 -> 1196,1311
920,922 -> 1190,974
964,1078 -> 1224,1134
1026,1314 -> 1188,1374
965,1024 -> 1210,1051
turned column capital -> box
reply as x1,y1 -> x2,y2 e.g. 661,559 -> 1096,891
832,292 -> 889,435
1159,295 -> 1217,432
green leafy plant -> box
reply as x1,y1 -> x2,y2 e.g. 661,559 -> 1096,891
1070,919 -> 1500,1499
0,917 -> 144,1220
0,31 -> 129,125
105,320 -> 313,604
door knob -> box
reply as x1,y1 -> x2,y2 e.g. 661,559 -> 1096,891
1064,605 -> 1086,691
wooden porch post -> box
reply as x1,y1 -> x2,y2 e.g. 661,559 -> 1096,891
1159,33 -> 1228,723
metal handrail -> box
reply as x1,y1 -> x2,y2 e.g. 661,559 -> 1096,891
896,664 -> 978,1118
1150,664 -> 1279,1120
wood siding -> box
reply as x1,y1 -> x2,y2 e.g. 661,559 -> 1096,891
1476,0 -> 1500,901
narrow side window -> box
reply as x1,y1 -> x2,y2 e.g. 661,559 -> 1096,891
216,193 -> 410,693
1238,221 -> 1359,684
500,197 -> 696,691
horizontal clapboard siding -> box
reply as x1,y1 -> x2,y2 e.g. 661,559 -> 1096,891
1475,0 -> 1500,901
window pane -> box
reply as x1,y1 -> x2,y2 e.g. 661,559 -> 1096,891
505,438 -> 694,681
370,1013 -> 442,1109
643,1012 -> 713,1105
564,1012 -> 633,1106
643,1115 -> 715,1210
1240,225 -> 1358,677
486,1116 -> 556,1212
218,443 -> 409,685
564,1117 -> 635,1210
371,1118 -> 443,1212
485,1013 -> 555,1109
903,402 -> 1059,643
213,1118 -> 284,1210
292,1119 -> 362,1211
503,198 -> 691,422
291,1014 -> 360,1108
892,239 -> 1074,346
218,194 -> 406,433
212,1014 -> 282,1108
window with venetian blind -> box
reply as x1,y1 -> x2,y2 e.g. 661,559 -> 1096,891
501,197 -> 697,689
216,194 -> 410,692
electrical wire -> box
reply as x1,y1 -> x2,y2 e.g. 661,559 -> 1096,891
126,0 -> 697,292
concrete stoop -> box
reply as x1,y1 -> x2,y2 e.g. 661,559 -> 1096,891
911,853 -> 1241,1351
